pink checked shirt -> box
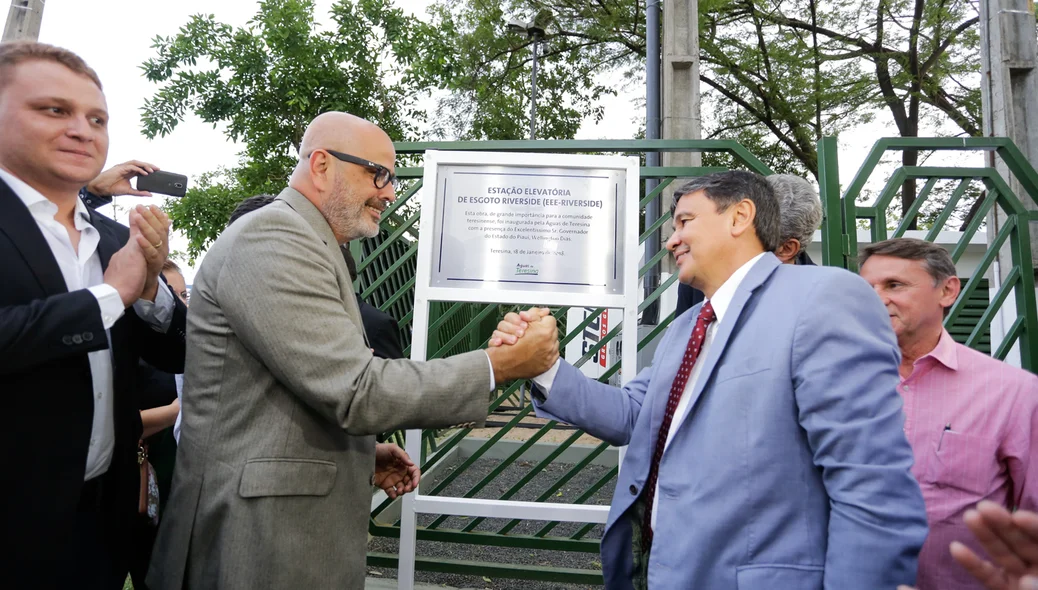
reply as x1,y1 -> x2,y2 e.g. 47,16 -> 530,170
900,329 -> 1038,590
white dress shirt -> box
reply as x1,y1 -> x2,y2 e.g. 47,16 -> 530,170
533,252 -> 766,528
0,168 -> 175,480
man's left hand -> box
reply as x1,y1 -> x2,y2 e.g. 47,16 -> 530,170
87,160 -> 160,197
129,204 -> 170,302
374,443 -> 420,499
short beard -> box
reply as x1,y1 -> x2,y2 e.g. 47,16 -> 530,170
319,181 -> 380,243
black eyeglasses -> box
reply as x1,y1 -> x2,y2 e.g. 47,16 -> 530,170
323,149 -> 397,189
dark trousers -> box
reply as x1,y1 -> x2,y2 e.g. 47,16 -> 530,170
129,514 -> 159,590
62,476 -> 132,590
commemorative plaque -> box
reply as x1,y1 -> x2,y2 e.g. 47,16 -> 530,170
425,162 -> 627,296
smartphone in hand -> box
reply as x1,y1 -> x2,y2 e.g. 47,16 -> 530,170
136,171 -> 188,197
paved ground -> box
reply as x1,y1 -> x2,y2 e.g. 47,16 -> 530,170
367,452 -> 615,590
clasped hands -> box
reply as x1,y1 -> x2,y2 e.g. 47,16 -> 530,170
103,204 -> 171,307
484,307 -> 560,385
899,501 -> 1038,590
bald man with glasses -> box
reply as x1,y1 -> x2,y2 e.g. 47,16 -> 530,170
148,112 -> 558,590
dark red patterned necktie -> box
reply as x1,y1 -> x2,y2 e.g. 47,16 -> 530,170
641,301 -> 716,550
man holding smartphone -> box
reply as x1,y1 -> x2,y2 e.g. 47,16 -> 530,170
79,159 -> 163,208
81,160 -> 189,210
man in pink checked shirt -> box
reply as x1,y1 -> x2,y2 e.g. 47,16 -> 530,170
860,237 -> 1038,590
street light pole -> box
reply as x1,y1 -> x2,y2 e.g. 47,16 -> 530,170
529,35 -> 540,139
507,18 -> 546,140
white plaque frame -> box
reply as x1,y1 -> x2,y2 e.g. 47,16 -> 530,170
397,150 -> 641,589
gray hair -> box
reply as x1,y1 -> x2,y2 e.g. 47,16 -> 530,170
670,170 -> 782,252
859,238 -> 957,285
767,174 -> 822,250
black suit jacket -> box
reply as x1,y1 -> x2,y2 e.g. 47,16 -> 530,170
0,179 -> 187,582
359,300 -> 404,360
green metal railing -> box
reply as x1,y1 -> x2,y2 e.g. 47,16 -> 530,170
838,137 -> 1038,369
362,137 -> 1038,584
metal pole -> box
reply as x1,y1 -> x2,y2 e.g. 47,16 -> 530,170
530,36 -> 539,140
3,0 -> 45,42
642,0 -> 661,325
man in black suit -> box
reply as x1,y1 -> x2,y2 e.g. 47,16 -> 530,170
675,173 -> 822,316
0,41 -> 186,588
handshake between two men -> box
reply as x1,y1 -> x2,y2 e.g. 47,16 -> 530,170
484,307 -> 559,385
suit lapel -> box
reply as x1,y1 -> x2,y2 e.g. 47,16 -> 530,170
0,179 -> 69,295
663,254 -> 782,440
278,188 -> 371,348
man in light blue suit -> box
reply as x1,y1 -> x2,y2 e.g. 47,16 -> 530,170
492,171 -> 928,589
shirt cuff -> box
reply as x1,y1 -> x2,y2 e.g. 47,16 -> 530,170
88,284 -> 126,329
133,282 -> 174,333
531,359 -> 561,398
483,350 -> 496,391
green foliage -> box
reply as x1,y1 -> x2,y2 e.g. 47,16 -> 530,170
145,0 -> 984,256
415,0 -> 982,180
411,0 -> 637,140
163,169 -> 248,263
140,0 -> 426,247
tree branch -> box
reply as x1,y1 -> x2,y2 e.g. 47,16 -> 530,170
873,0 -> 911,134
700,73 -> 816,170
922,80 -> 981,136
919,17 -> 979,76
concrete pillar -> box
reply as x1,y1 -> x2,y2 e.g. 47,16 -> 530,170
982,0 -> 1038,260
660,0 -> 701,260
980,0 -> 1038,365
3,0 -> 45,42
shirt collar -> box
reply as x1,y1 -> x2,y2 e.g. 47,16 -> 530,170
917,328 -> 959,371
706,252 -> 766,324
0,167 -> 93,227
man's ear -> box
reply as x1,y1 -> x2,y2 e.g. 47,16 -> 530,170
309,150 -> 333,190
775,238 -> 801,263
939,275 -> 961,310
729,199 -> 756,239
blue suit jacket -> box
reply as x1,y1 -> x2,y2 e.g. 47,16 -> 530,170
534,254 -> 928,589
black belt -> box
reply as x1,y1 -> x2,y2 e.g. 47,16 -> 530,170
78,476 -> 105,512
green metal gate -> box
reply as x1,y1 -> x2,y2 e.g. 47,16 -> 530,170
829,137 -> 1038,369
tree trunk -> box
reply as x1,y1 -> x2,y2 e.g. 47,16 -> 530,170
902,149 -> 919,229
